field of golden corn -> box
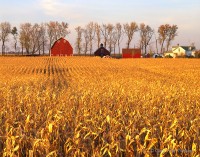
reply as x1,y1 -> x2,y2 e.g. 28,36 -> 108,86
0,57 -> 199,157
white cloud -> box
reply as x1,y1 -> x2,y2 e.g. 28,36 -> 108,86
40,0 -> 59,14
39,0 -> 83,19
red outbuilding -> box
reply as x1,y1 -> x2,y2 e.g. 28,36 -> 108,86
122,48 -> 141,58
51,38 -> 73,56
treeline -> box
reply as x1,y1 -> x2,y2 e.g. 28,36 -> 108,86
0,21 -> 69,55
0,21 -> 178,55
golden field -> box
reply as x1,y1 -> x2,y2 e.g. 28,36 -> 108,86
0,57 -> 199,157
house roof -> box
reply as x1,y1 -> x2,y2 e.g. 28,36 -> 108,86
164,50 -> 173,54
172,46 -> 196,51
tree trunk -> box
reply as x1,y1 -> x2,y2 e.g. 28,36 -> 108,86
97,40 -> 100,49
43,41 -> 45,56
84,43 -> 88,56
90,43 -> 92,56
14,43 -> 17,53
21,45 -> 24,55
156,39 -> 158,54
113,44 -> 116,57
109,43 -> 112,53
26,48 -> 29,55
104,39 -> 107,49
118,41 -> 120,55
49,43 -> 51,56
32,45 -> 36,55
2,42 -> 5,55
160,41 -> 165,54
127,42 -> 130,49
166,40 -> 170,51
144,45 -> 147,55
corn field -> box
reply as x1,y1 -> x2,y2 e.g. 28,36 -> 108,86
0,57 -> 199,157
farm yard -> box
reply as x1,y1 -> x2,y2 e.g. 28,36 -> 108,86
0,57 -> 199,157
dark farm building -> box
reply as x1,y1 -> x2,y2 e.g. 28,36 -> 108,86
122,48 -> 141,58
51,38 -> 73,56
94,44 -> 110,57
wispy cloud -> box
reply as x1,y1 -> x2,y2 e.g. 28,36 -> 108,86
39,0 -> 83,19
40,0 -> 59,14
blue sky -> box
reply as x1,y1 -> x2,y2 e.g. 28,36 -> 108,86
0,0 -> 200,49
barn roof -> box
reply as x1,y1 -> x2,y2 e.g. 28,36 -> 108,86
94,44 -> 110,57
51,37 -> 72,49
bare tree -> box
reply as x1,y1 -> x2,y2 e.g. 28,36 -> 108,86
55,22 -> 70,40
154,33 -> 159,54
40,23 -> 47,55
112,29 -> 118,57
75,26 -> 83,55
158,24 -> 178,53
107,23 -> 114,53
139,23 -> 154,55
19,23 -> 32,54
123,22 -> 138,49
83,28 -> 89,56
31,23 -> 41,54
166,25 -> 178,51
101,23 -> 109,48
19,23 -> 43,55
0,22 -> 11,55
19,36 -> 24,55
31,23 -> 47,55
158,24 -> 169,53
46,21 -> 56,54
86,22 -> 95,55
11,26 -> 18,54
95,23 -> 101,48
115,23 -> 123,54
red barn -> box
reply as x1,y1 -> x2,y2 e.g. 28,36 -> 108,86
51,38 -> 73,56
122,48 -> 141,58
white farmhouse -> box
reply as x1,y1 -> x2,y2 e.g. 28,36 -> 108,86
172,45 -> 196,57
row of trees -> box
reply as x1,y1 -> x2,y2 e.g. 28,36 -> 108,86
0,21 -> 178,55
75,22 -> 178,56
0,21 -> 69,55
